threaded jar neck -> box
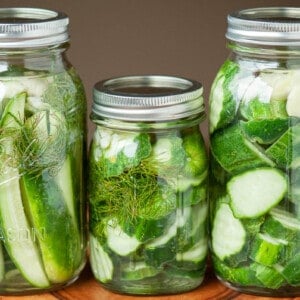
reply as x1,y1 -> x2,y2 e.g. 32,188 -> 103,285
0,7 -> 69,48
227,7 -> 300,46
92,75 -> 204,123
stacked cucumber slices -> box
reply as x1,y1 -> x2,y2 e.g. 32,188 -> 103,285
88,126 -> 208,294
0,67 -> 86,290
210,60 -> 300,290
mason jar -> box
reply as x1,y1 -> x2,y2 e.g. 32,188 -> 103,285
88,75 -> 208,295
0,8 -> 86,294
209,7 -> 300,296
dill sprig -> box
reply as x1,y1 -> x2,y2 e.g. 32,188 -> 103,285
0,127 -> 22,173
17,110 -> 67,177
89,159 -> 177,238
43,68 -> 86,129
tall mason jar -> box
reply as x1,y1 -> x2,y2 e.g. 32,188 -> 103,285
88,75 -> 208,295
209,7 -> 300,296
0,8 -> 86,294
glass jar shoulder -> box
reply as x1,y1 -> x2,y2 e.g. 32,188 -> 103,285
90,124 -> 208,177
0,65 -> 84,109
209,55 -> 300,134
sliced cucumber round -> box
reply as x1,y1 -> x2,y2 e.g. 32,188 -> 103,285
227,168 -> 287,218
209,60 -> 239,133
211,124 -> 275,174
240,118 -> 289,145
212,203 -> 246,260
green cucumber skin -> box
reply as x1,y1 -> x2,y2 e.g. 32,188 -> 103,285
240,119 -> 289,145
211,125 -> 274,174
21,172 -> 82,283
209,60 -> 239,133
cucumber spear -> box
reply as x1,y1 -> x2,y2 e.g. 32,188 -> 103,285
0,93 -> 49,287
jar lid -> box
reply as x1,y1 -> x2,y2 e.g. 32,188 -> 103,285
0,7 -> 69,48
93,75 -> 204,122
226,7 -> 300,46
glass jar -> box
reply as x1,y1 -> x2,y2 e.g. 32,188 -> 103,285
209,7 -> 300,297
0,8 -> 86,294
88,75 -> 208,295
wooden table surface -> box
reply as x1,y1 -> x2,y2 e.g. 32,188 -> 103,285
2,265 -> 300,300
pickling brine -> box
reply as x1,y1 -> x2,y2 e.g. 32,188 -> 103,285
209,7 -> 300,297
89,75 -> 208,295
0,8 -> 86,294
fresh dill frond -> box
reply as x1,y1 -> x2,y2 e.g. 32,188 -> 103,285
89,158 -> 177,239
42,68 -> 86,128
18,109 -> 67,176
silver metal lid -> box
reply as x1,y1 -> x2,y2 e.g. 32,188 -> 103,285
93,75 -> 204,122
227,7 -> 300,46
0,7 -> 69,48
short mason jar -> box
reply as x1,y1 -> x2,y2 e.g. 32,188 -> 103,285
88,75 -> 208,295
0,8 -> 86,294
209,7 -> 300,297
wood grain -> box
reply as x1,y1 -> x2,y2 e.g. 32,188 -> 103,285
2,265 -> 300,300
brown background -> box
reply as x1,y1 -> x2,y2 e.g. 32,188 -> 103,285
0,0 -> 299,141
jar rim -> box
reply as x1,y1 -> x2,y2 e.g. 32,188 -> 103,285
0,7 -> 69,48
226,7 -> 300,46
92,75 -> 204,122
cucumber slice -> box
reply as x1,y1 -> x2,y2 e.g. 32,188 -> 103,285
240,98 -> 272,120
21,172 -> 81,283
122,211 -> 176,242
144,239 -> 176,268
249,233 -> 287,266
179,183 -> 207,207
266,124 -> 300,168
252,263 -> 285,289
287,86 -> 300,117
211,124 -> 275,174
209,60 -> 239,133
281,252 -> 300,285
270,100 -> 288,118
220,217 -> 266,267
0,93 -> 50,288
182,129 -> 208,177
262,216 -> 295,242
240,118 -> 289,145
121,262 -> 160,281
270,208 -> 300,231
187,203 -> 207,238
55,155 -> 77,225
100,131 -> 151,178
0,169 -> 50,288
146,207 -> 191,249
106,219 -> 141,256
145,207 -> 191,267
90,234 -> 113,283
177,202 -> 208,251
174,238 -> 207,272
212,203 -> 246,260
165,265 -> 204,279
242,216 -> 265,237
259,70 -> 294,101
176,238 -> 207,264
262,208 -> 300,241
237,75 -> 272,103
213,256 -> 262,287
228,168 -> 287,218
